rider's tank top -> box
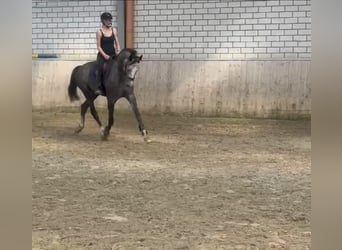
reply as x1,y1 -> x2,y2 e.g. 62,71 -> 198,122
100,28 -> 115,56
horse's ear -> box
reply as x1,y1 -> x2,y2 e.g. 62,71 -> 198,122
139,54 -> 143,61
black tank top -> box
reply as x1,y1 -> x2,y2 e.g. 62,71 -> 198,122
100,28 -> 115,56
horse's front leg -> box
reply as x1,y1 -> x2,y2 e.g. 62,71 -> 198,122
126,94 -> 151,143
102,100 -> 115,141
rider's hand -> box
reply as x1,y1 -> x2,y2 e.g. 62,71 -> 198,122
104,54 -> 111,60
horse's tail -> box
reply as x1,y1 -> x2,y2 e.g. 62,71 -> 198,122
68,66 -> 80,102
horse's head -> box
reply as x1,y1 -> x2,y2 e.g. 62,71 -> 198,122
119,49 -> 143,81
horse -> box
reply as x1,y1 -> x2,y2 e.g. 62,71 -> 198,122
67,48 -> 150,142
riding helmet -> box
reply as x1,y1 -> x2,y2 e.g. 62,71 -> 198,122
101,12 -> 113,20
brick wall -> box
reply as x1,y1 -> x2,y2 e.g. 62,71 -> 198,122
32,0 -> 312,61
32,0 -> 117,59
134,0 -> 311,60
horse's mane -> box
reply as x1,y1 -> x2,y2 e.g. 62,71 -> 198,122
101,48 -> 138,77
117,48 -> 137,60
105,48 -> 137,69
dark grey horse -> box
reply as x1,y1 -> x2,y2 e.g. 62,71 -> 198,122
68,48 -> 150,142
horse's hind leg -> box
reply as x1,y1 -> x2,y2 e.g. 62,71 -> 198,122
74,100 -> 89,134
89,102 -> 105,135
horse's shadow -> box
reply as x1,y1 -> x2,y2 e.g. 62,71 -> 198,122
34,123 -> 151,144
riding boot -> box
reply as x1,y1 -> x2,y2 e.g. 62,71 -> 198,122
94,69 -> 104,96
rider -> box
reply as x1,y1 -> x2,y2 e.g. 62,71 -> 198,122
94,12 -> 121,95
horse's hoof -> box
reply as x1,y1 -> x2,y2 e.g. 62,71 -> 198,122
74,125 -> 83,134
144,136 -> 152,143
101,134 -> 108,141
101,132 -> 109,141
101,127 -> 109,140
142,130 -> 151,143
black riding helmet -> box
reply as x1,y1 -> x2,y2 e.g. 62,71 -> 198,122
101,12 -> 112,21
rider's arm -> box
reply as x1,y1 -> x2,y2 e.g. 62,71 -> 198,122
96,30 -> 110,60
113,28 -> 121,54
